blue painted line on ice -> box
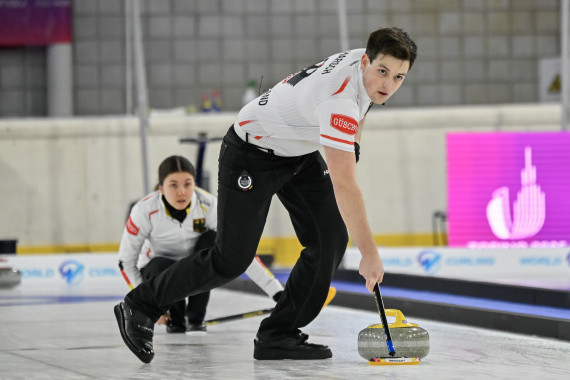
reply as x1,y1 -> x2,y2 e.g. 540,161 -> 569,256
4,270 -> 568,321
256,270 -> 570,321
0,295 -> 124,307
331,280 -> 570,321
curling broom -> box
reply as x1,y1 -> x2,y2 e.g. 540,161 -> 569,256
205,286 -> 336,326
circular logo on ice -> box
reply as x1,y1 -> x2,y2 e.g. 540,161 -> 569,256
417,250 -> 442,275
566,251 -> 570,266
59,260 -> 85,285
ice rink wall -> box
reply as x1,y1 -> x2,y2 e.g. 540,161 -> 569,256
0,103 -> 562,264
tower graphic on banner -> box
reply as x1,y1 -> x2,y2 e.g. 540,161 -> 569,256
486,147 -> 545,240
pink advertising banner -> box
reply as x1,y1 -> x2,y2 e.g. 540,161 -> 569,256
0,0 -> 72,46
447,132 -> 570,248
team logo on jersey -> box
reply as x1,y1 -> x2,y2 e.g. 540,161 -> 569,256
330,114 -> 358,135
193,218 -> 207,233
126,216 -> 139,236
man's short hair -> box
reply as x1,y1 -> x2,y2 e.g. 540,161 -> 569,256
365,27 -> 417,69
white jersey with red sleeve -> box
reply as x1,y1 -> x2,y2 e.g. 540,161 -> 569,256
118,188 -> 216,289
235,48 -> 372,157
118,189 -> 284,297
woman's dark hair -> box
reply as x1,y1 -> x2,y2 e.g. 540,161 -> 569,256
158,155 -> 196,185
365,27 -> 417,69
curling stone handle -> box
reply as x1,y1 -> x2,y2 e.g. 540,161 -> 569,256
373,282 -> 396,357
385,309 -> 406,325
383,308 -> 419,328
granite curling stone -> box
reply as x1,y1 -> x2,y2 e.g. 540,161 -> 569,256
0,266 -> 21,288
358,309 -> 429,360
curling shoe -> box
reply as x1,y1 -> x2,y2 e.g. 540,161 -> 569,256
186,322 -> 207,333
253,331 -> 332,360
114,301 -> 155,363
166,320 -> 186,334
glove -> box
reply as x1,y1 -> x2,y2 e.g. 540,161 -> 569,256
354,142 -> 360,163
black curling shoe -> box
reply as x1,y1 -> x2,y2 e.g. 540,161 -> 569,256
114,301 -> 155,363
166,320 -> 186,333
253,331 -> 332,360
186,322 -> 207,333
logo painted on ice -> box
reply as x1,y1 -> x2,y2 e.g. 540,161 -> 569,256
566,252 -> 570,266
417,250 -> 442,274
486,147 -> 545,240
59,260 -> 85,285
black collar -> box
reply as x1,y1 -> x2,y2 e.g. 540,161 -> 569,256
162,195 -> 189,223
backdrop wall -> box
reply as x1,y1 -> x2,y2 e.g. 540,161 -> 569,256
0,103 -> 562,263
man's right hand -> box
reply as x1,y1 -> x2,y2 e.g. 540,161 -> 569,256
359,253 -> 385,293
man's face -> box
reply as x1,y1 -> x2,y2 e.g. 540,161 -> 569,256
360,53 -> 410,104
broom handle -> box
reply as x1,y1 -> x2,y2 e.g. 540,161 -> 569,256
205,307 -> 273,325
373,282 -> 396,357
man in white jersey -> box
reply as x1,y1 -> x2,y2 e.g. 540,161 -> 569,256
114,27 -> 417,363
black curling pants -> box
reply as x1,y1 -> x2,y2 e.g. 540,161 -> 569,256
140,230 -> 215,325
125,126 -> 348,338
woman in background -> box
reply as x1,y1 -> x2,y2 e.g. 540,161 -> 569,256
118,155 -> 283,332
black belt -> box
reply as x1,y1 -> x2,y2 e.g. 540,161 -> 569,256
225,125 -> 276,158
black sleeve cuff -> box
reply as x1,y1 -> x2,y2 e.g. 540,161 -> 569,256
354,142 -> 360,163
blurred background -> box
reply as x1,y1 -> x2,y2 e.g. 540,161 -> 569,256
0,0 -> 561,117
0,0 -> 568,275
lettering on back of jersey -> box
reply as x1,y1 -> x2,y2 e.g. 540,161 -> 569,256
126,216 -> 139,236
322,51 -> 350,74
330,114 -> 358,135
284,59 -> 326,87
258,89 -> 271,106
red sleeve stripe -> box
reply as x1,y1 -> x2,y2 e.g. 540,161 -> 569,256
118,262 -> 134,290
239,120 -> 255,126
321,134 -> 354,145
121,270 -> 134,290
149,209 -> 159,220
254,255 -> 267,268
331,76 -> 350,96
254,256 -> 275,278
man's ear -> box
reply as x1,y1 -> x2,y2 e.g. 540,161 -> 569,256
360,54 -> 370,70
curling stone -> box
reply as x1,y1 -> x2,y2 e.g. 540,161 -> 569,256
358,309 -> 429,360
0,266 -> 22,288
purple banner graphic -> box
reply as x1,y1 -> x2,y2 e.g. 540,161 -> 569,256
0,0 -> 72,46
447,132 -> 570,248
